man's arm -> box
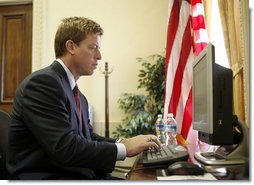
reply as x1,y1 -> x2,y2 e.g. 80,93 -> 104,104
21,73 -> 117,172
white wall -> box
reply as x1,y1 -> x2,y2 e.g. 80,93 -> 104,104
33,0 -> 169,135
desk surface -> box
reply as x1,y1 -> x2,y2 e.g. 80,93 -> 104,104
126,144 -> 248,180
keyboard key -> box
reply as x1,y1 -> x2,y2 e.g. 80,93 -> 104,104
141,145 -> 189,166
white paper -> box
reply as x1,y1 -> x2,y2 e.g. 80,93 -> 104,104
157,173 -> 217,180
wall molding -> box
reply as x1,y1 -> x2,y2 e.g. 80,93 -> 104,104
0,0 -> 32,5
32,0 -> 47,71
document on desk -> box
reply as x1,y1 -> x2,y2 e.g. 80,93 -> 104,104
157,173 -> 217,180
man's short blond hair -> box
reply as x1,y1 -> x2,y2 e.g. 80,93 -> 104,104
54,17 -> 103,58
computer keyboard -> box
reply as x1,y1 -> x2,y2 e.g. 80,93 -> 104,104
141,145 -> 189,166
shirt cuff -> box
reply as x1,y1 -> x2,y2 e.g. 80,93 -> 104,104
115,143 -> 127,161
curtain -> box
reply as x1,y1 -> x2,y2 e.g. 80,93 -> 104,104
218,0 -> 245,123
239,0 -> 250,126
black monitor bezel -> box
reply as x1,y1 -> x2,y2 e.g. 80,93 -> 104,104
192,43 -> 234,145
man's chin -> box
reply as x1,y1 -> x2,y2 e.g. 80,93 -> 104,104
83,70 -> 94,76
89,70 -> 95,75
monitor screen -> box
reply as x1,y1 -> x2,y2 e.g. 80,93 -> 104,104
192,43 -> 234,145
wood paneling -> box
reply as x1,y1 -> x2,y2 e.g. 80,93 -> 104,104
0,4 -> 32,113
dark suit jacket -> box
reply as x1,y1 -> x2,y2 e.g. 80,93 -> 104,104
7,61 -> 118,180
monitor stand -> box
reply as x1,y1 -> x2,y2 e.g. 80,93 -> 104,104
194,119 -> 249,165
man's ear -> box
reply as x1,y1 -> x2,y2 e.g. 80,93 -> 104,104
65,40 -> 76,55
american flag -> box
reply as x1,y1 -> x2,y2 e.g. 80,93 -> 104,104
163,0 -> 208,144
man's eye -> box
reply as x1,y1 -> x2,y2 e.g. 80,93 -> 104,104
89,45 -> 98,50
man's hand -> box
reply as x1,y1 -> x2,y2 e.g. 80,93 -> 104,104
120,135 -> 161,157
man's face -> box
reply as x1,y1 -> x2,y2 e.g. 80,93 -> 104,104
72,33 -> 102,76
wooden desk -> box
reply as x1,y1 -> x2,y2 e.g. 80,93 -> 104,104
126,144 -> 248,180
125,154 -> 157,180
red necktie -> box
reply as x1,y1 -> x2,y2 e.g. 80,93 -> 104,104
73,84 -> 82,130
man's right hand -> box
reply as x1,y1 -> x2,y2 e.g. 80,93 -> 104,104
120,134 -> 161,157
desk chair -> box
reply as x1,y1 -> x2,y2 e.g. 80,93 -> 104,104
0,110 -> 11,179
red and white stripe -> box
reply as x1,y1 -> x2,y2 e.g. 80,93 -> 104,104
164,0 -> 208,144
191,0 -> 209,55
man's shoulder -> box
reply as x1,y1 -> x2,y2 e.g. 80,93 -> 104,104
29,61 -> 66,79
19,62 -> 63,88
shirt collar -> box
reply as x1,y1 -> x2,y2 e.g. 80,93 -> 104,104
56,59 -> 76,90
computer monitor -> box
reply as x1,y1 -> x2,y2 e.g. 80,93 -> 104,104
192,43 -> 248,165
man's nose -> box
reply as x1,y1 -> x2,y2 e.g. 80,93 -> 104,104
96,49 -> 102,60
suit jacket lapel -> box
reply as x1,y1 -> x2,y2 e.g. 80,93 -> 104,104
80,95 -> 92,139
51,61 -> 79,115
51,61 -> 87,138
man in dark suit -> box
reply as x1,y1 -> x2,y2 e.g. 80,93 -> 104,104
7,17 -> 160,180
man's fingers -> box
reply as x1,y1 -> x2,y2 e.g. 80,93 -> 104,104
146,135 -> 161,147
146,137 -> 161,150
